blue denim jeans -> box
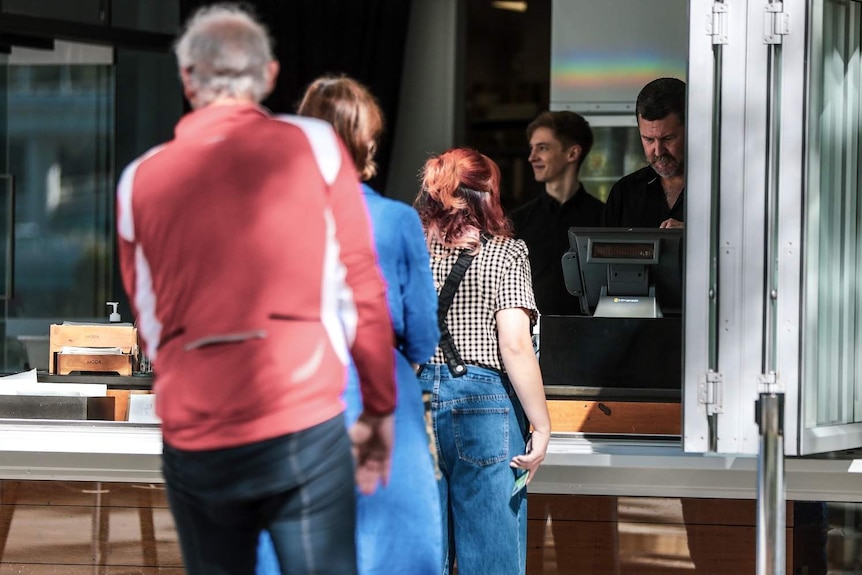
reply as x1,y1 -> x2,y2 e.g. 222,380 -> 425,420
162,414 -> 357,575
258,354 -> 443,575
417,364 -> 529,575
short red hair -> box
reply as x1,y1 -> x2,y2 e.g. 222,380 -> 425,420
414,147 -> 512,251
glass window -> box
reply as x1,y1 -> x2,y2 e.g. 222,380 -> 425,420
0,43 -> 115,372
0,38 -> 181,373
804,0 -> 862,428
580,124 -> 648,202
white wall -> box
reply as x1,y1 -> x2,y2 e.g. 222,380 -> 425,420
384,0 -> 458,204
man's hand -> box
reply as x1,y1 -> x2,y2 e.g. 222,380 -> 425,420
660,218 -> 684,229
348,412 -> 395,495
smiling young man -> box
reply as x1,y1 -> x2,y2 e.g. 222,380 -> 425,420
604,77 -> 686,229
510,110 -> 603,316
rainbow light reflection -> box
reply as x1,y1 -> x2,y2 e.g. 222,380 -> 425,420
552,50 -> 686,91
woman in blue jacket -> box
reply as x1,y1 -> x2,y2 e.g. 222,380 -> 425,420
257,75 -> 442,575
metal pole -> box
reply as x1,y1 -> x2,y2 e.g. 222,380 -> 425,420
755,392 -> 785,575
706,1 -> 725,453
757,1 -> 787,572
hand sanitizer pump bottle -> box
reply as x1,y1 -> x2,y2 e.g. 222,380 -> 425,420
107,302 -> 121,323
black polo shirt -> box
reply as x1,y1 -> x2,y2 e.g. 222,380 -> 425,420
510,186 -> 604,316
603,165 -> 685,228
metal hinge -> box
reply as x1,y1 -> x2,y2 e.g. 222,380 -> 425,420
764,2 -> 790,44
700,370 -> 724,415
757,371 -> 782,393
708,2 -> 728,45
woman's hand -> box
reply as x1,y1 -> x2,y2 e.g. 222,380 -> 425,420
509,428 -> 550,484
496,307 -> 552,486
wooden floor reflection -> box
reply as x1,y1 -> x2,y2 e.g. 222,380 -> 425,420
528,495 -> 834,575
0,481 -> 847,574
528,496 -> 707,575
0,480 -> 182,574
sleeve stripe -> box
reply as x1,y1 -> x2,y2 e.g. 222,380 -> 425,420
116,162 -> 139,242
117,145 -> 165,242
274,115 -> 342,185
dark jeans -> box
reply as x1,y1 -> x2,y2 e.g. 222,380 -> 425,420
162,414 -> 357,575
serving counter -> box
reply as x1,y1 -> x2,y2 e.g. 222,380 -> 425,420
0,420 -> 859,573
0,372 -> 855,499
0,374 -> 859,574
0,420 -> 860,502
0,373 -> 162,482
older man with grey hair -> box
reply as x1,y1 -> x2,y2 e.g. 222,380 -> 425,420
116,4 -> 396,574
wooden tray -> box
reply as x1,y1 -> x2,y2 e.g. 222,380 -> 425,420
55,353 -> 133,376
49,323 -> 138,374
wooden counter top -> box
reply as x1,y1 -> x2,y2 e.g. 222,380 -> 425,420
36,373 -> 153,391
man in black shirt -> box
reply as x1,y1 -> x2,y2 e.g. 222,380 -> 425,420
604,77 -> 686,229
511,111 -> 604,316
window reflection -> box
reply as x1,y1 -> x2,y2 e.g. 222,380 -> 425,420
805,0 -> 862,427
0,42 -> 114,371
7,61 -> 114,320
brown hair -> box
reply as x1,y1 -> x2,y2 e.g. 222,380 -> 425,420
297,75 -> 384,181
525,110 -> 593,164
413,147 -> 512,252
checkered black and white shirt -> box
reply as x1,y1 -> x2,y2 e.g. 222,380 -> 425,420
429,235 -> 538,372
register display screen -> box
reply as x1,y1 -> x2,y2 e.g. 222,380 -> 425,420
590,241 -> 658,262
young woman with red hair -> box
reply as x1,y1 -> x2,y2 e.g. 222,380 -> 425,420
414,148 -> 551,575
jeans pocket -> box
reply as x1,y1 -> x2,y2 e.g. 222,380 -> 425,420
452,407 -> 509,466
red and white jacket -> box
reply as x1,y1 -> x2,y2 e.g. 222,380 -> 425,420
116,103 -> 395,451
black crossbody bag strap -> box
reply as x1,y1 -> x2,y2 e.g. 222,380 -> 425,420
437,237 -> 487,377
